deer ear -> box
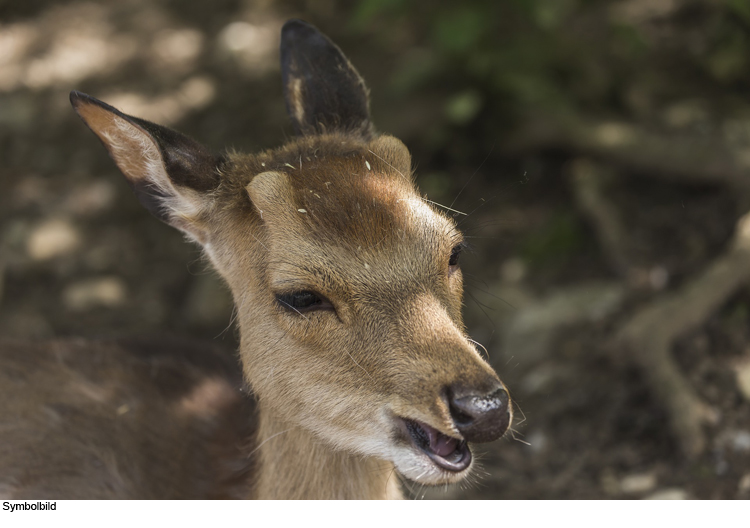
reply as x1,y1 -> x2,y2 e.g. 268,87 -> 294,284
280,19 -> 372,138
70,91 -> 221,244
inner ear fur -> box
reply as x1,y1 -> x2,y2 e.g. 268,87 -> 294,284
70,91 -> 221,241
281,19 -> 372,138
246,171 -> 296,223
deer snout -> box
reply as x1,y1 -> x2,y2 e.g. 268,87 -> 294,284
447,383 -> 511,443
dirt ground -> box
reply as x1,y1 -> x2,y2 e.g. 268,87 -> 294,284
2,0 -> 750,499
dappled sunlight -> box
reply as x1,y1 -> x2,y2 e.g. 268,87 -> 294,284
0,23 -> 38,91
734,211 -> 750,251
151,28 -> 204,74
102,75 -> 217,125
2,0 -> 750,500
178,377 -> 239,419
0,1 -> 281,124
0,1 -> 283,94
62,276 -> 127,311
0,3 -> 137,92
26,218 -> 81,261
593,122 -> 636,148
217,20 -> 280,75
24,30 -> 137,90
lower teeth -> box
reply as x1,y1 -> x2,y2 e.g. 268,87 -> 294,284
444,444 -> 464,462
405,420 -> 430,449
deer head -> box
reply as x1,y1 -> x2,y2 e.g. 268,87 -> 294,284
70,19 -> 511,498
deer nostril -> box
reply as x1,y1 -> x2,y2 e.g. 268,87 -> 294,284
448,385 -> 511,443
448,406 -> 474,427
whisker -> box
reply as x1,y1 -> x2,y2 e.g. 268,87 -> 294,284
466,289 -> 497,320
367,149 -> 409,181
457,196 -> 499,229
246,428 -> 293,459
512,401 -> 528,426
449,143 -> 495,210
215,289 -> 246,339
344,349 -> 373,380
277,299 -> 311,323
422,198 -> 467,216
467,338 -> 490,362
467,287 -> 516,310
509,428 -> 531,446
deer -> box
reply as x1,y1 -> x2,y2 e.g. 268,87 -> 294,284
0,20 -> 511,500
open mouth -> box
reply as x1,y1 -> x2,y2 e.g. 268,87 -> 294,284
402,418 -> 472,472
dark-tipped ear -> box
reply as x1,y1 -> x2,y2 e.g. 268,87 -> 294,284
281,19 -> 372,138
70,91 -> 221,244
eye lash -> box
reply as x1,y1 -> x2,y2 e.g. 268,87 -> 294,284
449,242 -> 465,267
275,290 -> 333,314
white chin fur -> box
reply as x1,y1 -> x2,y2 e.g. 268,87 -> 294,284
305,410 -> 472,486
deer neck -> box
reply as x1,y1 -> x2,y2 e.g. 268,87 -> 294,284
252,409 -> 402,499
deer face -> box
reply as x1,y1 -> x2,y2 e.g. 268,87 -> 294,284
71,20 -> 511,488
208,132 -> 511,485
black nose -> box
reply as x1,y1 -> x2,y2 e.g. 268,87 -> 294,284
448,384 -> 511,443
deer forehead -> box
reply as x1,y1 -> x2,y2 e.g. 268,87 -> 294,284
258,227 -> 454,305
245,163 -> 457,257
264,238 -> 443,297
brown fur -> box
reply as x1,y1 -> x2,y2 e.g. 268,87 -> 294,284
0,337 -> 254,499
210,134 -> 505,498
0,21 -> 510,499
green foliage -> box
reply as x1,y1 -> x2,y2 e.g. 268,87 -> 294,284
350,0 -> 750,173
432,7 -> 489,53
351,0 -> 408,28
388,49 -> 440,96
705,15 -> 750,83
526,0 -> 577,29
444,89 -> 483,125
727,0 -> 750,24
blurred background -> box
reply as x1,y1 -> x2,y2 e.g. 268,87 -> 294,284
1,0 -> 750,499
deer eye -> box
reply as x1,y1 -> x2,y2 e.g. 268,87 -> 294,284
449,244 -> 462,268
276,291 -> 333,313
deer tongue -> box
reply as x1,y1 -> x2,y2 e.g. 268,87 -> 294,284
426,426 -> 459,457
403,418 -> 471,471
405,419 -> 461,457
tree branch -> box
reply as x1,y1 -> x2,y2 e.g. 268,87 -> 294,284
510,114 -> 750,190
614,212 -> 750,456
